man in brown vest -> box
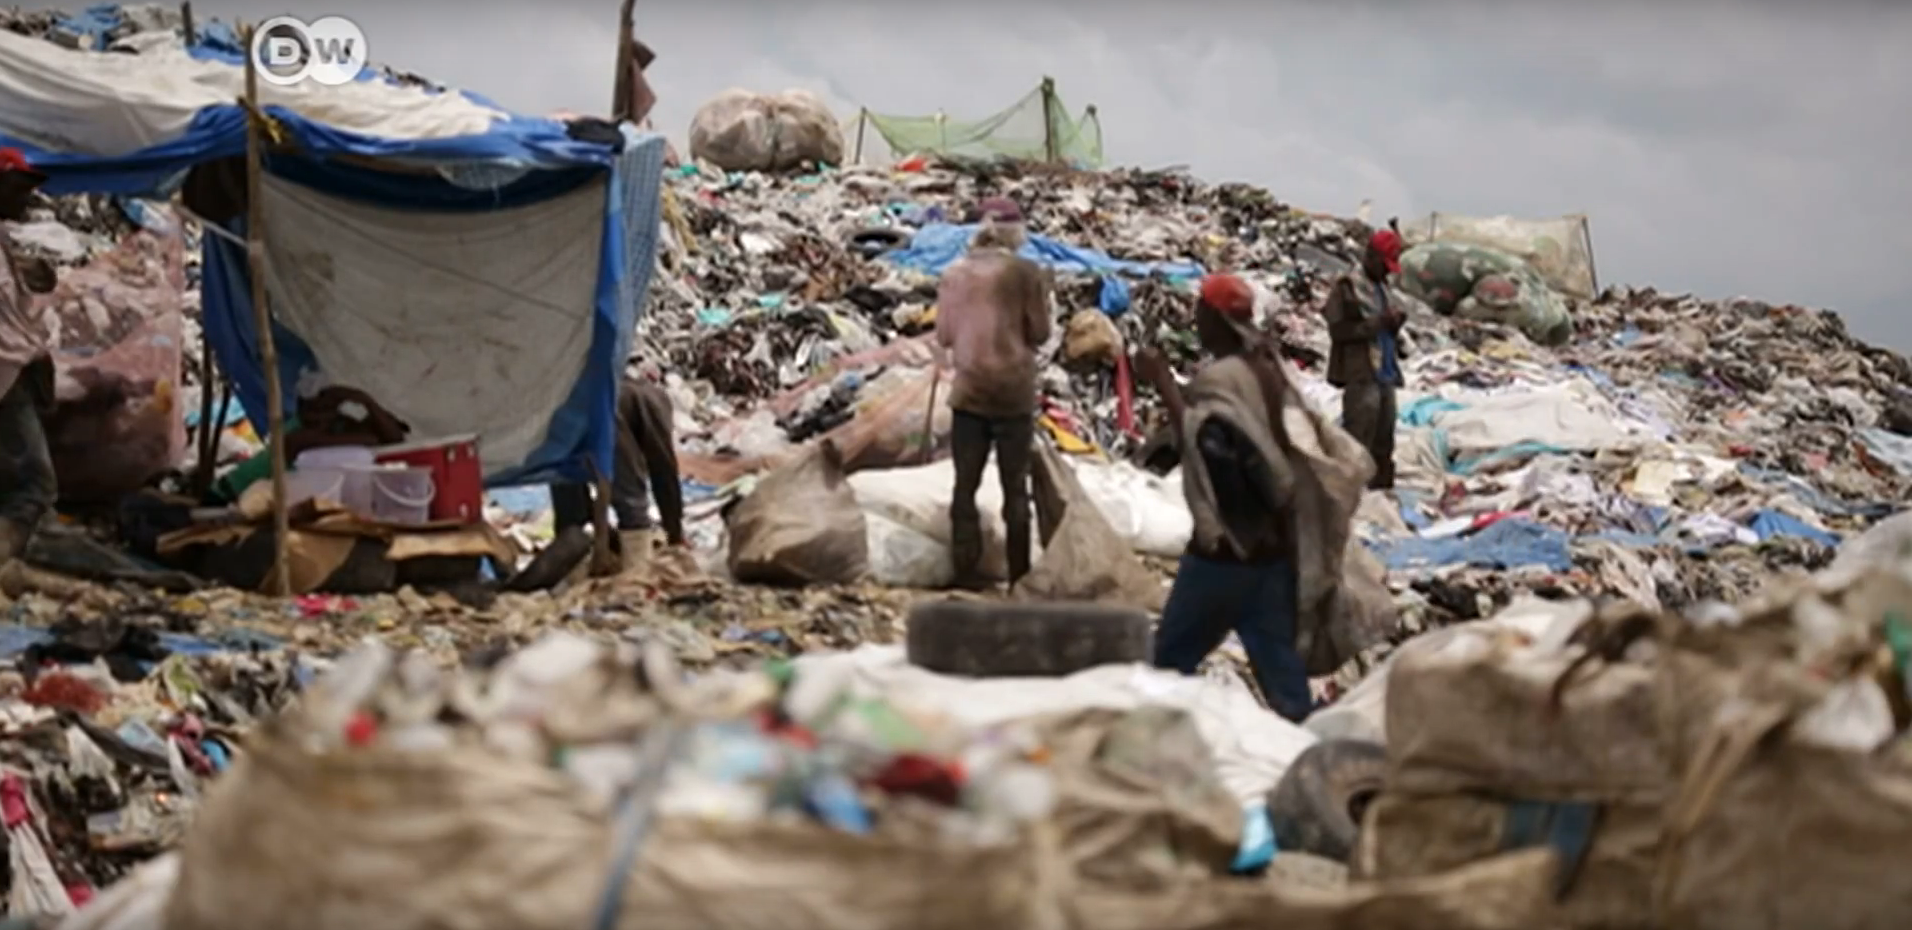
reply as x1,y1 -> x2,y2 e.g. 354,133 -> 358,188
1322,227 -> 1407,490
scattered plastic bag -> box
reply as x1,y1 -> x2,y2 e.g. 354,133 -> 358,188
725,440 -> 869,585
689,89 -> 845,172
819,366 -> 951,473
42,231 -> 189,502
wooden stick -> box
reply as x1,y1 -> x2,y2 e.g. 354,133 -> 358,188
242,28 -> 292,596
611,0 -> 636,122
191,321 -> 216,496
180,2 -> 194,48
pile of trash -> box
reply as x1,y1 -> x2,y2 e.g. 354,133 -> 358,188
640,156 -> 1910,637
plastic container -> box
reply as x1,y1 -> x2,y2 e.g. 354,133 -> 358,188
296,447 -> 376,514
374,434 -> 482,523
369,466 -> 435,525
283,469 -> 344,509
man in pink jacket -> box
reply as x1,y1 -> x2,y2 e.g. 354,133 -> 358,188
933,197 -> 1052,590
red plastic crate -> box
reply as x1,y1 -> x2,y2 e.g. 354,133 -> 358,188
372,434 -> 482,524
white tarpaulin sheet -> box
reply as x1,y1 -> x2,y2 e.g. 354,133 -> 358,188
1422,379 -> 1650,455
0,32 -> 500,156
259,175 -> 604,475
789,645 -> 1318,805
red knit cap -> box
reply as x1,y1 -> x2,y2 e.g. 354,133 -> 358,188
1198,273 -> 1255,320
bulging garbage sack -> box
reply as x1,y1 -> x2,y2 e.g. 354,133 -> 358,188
725,440 -> 869,585
1017,442 -> 1163,611
689,89 -> 845,172
1398,242 -> 1572,346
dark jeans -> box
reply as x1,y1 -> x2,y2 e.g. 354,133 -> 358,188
552,381 -> 684,548
1153,553 -> 1311,722
949,409 -> 1034,587
0,371 -> 55,554
551,432 -> 651,533
1341,381 -> 1397,490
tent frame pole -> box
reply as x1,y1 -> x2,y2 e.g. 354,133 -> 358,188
242,28 -> 292,597
611,0 -> 636,122
1040,76 -> 1058,163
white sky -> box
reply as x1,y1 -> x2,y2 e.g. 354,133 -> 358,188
175,0 -> 1912,349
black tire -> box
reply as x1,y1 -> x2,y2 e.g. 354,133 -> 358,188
1267,739 -> 1386,863
846,228 -> 911,258
905,599 -> 1152,678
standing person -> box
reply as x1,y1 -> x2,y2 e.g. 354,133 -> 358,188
934,197 -> 1052,590
1323,226 -> 1407,490
0,149 -> 58,569
550,375 -> 686,559
1135,274 -> 1371,722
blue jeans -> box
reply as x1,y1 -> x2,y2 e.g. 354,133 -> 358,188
1153,553 -> 1312,722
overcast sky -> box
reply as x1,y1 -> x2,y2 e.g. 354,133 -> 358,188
182,0 -> 1912,350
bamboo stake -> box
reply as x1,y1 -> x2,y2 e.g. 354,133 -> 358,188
242,27 -> 292,596
611,0 -> 636,122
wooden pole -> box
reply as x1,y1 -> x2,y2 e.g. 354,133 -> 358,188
1046,89 -> 1058,163
191,324 -> 216,496
180,2 -> 194,48
242,27 -> 292,596
852,108 -> 867,165
611,0 -> 636,121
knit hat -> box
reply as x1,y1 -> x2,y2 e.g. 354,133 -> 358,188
1199,273 -> 1256,320
1369,229 -> 1403,275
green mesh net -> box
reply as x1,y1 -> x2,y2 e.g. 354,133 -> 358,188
856,78 -> 1103,167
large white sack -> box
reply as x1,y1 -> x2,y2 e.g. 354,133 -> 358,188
790,645 -> 1317,805
847,457 -> 1190,583
689,88 -> 844,172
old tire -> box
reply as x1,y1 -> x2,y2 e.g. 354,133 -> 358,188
905,599 -> 1151,678
1267,739 -> 1386,863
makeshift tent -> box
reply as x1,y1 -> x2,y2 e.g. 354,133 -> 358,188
0,23 -> 665,487
851,77 -> 1102,168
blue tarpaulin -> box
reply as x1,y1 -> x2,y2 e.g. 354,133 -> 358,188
882,222 -> 1203,315
0,21 -> 668,487
1748,509 -> 1842,548
1368,518 -> 1575,572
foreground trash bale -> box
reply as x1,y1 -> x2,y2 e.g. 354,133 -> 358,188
48,635 -> 1570,930
1357,562 -> 1912,930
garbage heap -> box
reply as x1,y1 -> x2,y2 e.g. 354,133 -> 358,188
643,158 -> 1910,635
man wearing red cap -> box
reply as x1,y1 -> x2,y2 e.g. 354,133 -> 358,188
934,197 -> 1051,589
1323,223 -> 1408,490
0,149 -> 57,568
1133,274 -> 1372,721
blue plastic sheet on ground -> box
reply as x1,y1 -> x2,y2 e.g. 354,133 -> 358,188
1398,396 -> 1463,428
0,624 -> 283,660
882,222 -> 1203,316
1738,464 -> 1895,519
1748,509 -> 1841,548
1368,518 -> 1573,572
